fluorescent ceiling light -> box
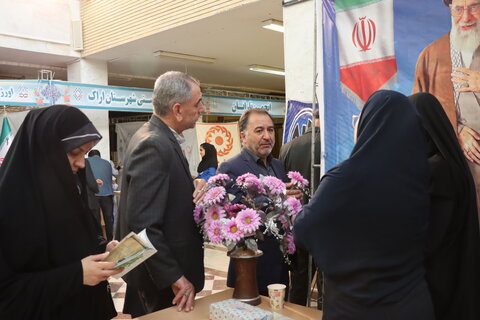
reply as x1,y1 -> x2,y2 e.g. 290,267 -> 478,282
262,19 -> 284,33
249,64 -> 285,76
153,50 -> 216,63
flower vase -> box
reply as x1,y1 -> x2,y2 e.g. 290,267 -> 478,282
230,249 -> 263,306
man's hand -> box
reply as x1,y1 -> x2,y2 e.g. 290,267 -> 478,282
452,68 -> 480,92
96,179 -> 104,186
193,178 -> 208,204
459,125 -> 480,164
81,252 -> 123,286
285,182 -> 303,200
171,276 -> 195,312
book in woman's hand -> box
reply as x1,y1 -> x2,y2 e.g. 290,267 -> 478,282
103,229 -> 157,278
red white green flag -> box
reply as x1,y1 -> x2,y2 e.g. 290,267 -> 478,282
0,115 -> 13,166
336,0 -> 397,106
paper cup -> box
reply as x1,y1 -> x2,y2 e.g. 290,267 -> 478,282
267,283 -> 286,310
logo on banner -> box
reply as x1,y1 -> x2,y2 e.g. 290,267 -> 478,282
352,17 -> 376,51
205,126 -> 234,156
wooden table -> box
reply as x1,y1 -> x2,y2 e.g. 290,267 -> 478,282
137,289 -> 323,319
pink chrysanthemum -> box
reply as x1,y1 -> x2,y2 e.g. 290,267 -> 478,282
244,176 -> 265,193
208,174 -> 231,186
262,176 -> 285,195
223,218 -> 245,242
193,206 -> 203,224
236,208 -> 261,234
203,186 -> 226,205
206,220 -> 224,244
285,197 -> 302,215
205,205 -> 225,223
288,171 -> 309,188
224,203 -> 247,218
284,232 -> 296,254
236,173 -> 257,185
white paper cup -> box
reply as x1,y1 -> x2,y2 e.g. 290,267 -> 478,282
267,283 -> 286,310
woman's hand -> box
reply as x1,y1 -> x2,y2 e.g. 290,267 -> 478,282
106,240 -> 119,253
452,68 -> 480,92
81,252 -> 123,286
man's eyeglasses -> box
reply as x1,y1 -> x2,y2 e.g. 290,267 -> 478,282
450,3 -> 480,17
351,115 -> 360,129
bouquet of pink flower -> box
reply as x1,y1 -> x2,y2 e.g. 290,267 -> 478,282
193,171 -> 309,262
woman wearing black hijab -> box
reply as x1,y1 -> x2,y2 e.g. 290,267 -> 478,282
197,142 -> 218,181
0,105 -> 122,319
409,92 -> 480,320
294,90 -> 434,319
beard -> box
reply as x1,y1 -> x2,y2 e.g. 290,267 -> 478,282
451,16 -> 480,52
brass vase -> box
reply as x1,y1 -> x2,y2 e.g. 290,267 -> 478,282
230,249 -> 263,306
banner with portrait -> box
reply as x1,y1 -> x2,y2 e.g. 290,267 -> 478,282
195,122 -> 241,164
321,0 -> 450,169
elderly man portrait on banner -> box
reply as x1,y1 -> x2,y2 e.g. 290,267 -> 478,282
217,108 -> 303,297
116,71 -> 206,318
413,0 -> 480,220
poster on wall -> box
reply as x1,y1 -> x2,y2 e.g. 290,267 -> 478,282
196,122 -> 241,163
282,100 -> 314,144
321,0 -> 451,169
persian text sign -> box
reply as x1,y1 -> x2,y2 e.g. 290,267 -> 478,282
0,80 -> 153,112
203,95 -> 285,117
0,80 -> 286,116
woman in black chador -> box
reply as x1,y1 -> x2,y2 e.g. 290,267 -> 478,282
294,90 -> 434,319
0,105 -> 122,319
410,92 -> 480,320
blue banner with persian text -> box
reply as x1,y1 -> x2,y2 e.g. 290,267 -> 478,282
0,80 -> 153,111
0,80 -> 285,116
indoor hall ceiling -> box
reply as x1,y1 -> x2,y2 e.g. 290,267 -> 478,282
0,0 -> 285,95
88,0 -> 285,94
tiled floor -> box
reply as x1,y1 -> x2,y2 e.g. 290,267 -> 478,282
110,245 -> 230,319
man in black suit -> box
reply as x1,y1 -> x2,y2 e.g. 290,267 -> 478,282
218,108 -> 301,297
280,110 -> 322,308
116,71 -> 205,317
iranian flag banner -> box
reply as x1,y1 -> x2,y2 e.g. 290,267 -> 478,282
0,116 -> 13,166
336,0 -> 397,105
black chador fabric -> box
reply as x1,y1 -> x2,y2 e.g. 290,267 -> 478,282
294,91 -> 433,319
197,142 -> 218,173
410,92 -> 480,320
0,105 -> 115,319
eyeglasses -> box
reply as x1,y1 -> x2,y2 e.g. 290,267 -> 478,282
450,3 -> 480,17
351,115 -> 360,129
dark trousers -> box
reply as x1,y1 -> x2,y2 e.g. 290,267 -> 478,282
289,246 -> 323,309
96,195 -> 114,241
124,285 -> 175,318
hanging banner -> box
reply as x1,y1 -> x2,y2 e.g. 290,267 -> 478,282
195,122 -> 241,163
321,0 -> 450,169
0,80 -> 285,116
0,80 -> 154,112
203,95 -> 285,118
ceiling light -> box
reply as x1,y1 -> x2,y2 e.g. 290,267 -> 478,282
153,50 -> 216,63
249,65 -> 285,76
262,19 -> 284,33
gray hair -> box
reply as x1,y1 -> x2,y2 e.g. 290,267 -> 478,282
152,71 -> 200,116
